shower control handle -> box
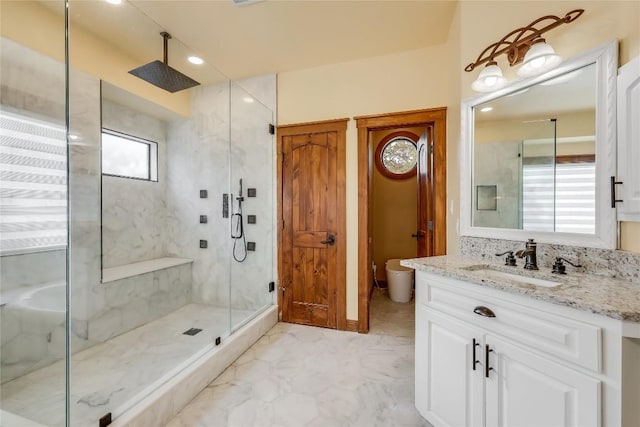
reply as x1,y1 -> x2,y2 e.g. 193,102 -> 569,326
320,234 -> 336,246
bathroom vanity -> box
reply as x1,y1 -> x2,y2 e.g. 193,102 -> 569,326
403,256 -> 640,427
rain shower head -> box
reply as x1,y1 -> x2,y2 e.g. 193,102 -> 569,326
128,32 -> 200,93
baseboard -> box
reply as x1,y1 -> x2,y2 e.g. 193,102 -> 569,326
345,319 -> 359,332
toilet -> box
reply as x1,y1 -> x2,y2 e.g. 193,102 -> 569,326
385,259 -> 414,303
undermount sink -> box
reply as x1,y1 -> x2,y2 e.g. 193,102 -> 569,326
462,266 -> 562,288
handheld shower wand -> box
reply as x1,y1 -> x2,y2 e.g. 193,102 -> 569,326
231,179 -> 247,262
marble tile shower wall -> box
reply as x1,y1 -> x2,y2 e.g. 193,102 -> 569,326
166,83 -> 232,308
461,236 -> 640,283
101,99 -> 169,268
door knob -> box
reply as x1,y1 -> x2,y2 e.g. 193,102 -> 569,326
320,234 -> 335,245
411,231 -> 425,240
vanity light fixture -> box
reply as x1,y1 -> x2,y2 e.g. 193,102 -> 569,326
465,9 -> 584,92
471,61 -> 508,93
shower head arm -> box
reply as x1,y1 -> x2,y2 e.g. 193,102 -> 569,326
160,32 -> 172,65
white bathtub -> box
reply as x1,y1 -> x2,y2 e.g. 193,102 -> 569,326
1,281 -> 66,383
13,281 -> 66,314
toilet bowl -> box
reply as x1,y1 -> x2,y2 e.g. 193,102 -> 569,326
385,259 -> 414,303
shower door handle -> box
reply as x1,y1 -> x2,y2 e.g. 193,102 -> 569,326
320,234 -> 335,246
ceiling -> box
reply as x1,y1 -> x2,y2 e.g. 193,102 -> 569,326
60,0 -> 458,82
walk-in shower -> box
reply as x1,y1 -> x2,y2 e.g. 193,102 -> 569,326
0,1 -> 276,425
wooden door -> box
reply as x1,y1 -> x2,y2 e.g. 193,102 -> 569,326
417,125 -> 434,257
278,119 -> 347,329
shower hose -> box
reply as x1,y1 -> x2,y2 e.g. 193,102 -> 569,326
231,210 -> 247,263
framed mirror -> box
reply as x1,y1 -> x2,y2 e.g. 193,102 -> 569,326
460,40 -> 617,249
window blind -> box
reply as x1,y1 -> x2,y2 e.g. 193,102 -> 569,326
0,110 -> 67,255
522,161 -> 595,234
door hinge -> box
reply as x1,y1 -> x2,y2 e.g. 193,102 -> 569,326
428,144 -> 434,155
268,281 -> 275,292
427,220 -> 434,231
269,124 -> 275,135
282,219 -> 285,230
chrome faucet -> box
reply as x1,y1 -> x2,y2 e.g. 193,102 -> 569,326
515,238 -> 538,270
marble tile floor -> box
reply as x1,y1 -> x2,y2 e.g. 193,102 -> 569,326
369,288 -> 415,338
167,314 -> 430,426
1,303 -> 254,427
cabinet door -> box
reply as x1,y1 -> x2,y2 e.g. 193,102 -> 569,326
416,308 -> 484,427
485,335 -> 601,427
617,55 -> 640,221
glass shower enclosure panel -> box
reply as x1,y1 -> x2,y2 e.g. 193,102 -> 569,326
0,1 -> 68,426
66,0 -> 232,424
229,82 -> 275,331
521,120 -> 557,232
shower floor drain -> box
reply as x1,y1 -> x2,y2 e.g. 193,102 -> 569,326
183,328 -> 203,336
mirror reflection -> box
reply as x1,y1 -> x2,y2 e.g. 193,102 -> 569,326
472,63 -> 596,234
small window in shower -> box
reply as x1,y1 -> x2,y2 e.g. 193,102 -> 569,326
101,129 -> 158,181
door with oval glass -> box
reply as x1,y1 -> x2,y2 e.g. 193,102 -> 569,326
417,126 -> 435,257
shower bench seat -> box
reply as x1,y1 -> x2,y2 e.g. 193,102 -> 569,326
102,257 -> 193,283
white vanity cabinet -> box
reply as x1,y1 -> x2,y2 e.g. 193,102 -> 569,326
484,335 -> 600,427
616,55 -> 640,221
415,270 -> 640,427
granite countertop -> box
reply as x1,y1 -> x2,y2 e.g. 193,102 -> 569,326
401,255 -> 640,322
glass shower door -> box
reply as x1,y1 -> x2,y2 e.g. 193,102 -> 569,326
229,82 -> 276,331
0,1 -> 68,426
521,119 -> 557,232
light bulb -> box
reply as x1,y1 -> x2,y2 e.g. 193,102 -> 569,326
518,39 -> 562,78
471,62 -> 508,93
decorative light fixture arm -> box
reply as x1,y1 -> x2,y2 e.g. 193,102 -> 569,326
464,9 -> 584,73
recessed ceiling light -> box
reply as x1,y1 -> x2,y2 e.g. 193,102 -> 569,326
231,0 -> 264,7
480,107 -> 493,113
105,0 -> 122,5
243,96 -> 255,103
188,56 -> 204,65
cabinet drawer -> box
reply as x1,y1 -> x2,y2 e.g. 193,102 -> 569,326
418,273 -> 601,372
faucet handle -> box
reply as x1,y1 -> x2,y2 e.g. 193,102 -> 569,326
552,257 -> 583,274
495,250 -> 517,266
